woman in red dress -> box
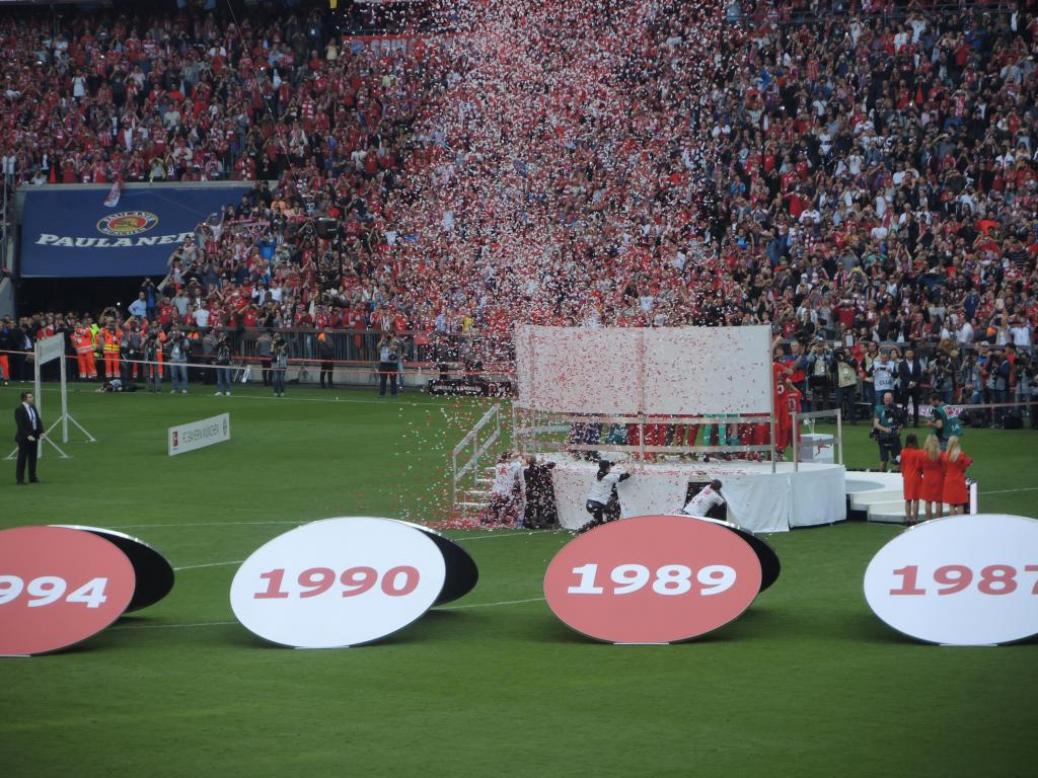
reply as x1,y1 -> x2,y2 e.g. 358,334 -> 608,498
919,434 -> 945,522
900,434 -> 924,524
940,436 -> 973,515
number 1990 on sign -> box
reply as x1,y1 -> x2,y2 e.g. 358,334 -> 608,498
567,563 -> 737,596
254,566 -> 420,599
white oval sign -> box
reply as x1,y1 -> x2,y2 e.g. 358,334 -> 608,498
864,514 -> 1038,646
230,517 -> 446,648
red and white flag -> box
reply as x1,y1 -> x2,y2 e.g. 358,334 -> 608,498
103,177 -> 123,208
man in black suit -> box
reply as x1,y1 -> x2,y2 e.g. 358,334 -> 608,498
898,347 -> 926,427
14,391 -> 44,485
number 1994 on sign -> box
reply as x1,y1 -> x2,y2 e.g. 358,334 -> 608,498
0,575 -> 110,608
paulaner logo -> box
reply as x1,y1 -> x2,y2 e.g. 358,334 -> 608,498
96,211 -> 159,237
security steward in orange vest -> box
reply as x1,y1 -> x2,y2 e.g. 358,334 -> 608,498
74,323 -> 97,380
101,322 -> 122,380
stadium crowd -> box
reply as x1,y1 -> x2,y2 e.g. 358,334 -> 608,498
2,0 -> 1038,424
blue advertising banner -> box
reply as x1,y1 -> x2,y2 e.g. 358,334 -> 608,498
19,183 -> 253,278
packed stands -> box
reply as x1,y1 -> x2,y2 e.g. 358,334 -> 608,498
2,0 -> 1036,420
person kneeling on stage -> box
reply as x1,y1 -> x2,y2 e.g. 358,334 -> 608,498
682,480 -> 726,520
580,460 -> 630,533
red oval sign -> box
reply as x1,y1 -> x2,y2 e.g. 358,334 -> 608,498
544,516 -> 762,643
0,526 -> 136,655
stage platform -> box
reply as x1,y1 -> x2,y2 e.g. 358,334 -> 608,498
544,454 -> 847,533
844,471 -> 978,523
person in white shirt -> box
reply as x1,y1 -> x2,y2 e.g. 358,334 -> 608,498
192,306 -> 210,329
1010,319 -> 1032,348
127,292 -> 148,319
871,350 -> 897,395
957,318 -> 974,345
580,460 -> 631,533
682,480 -> 725,519
483,451 -> 523,526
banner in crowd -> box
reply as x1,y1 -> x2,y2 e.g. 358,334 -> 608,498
19,183 -> 253,278
916,404 -> 964,419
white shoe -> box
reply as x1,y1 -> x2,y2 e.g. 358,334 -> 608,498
181,390 -> 188,394
214,391 -> 223,396
170,389 -> 177,394
225,392 -> 231,396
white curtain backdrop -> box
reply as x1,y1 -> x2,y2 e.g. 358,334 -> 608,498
515,325 -> 773,416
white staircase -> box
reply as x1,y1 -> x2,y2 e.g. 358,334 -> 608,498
454,467 -> 495,519
451,405 -> 502,520
845,472 -> 958,524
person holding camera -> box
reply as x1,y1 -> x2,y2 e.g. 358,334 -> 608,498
271,333 -> 288,397
142,332 -> 163,392
377,334 -> 401,397
805,339 -> 834,412
214,330 -> 233,396
872,390 -> 903,472
834,348 -> 859,423
167,327 -> 190,394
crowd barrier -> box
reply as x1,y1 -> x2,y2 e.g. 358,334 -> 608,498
0,347 -> 512,390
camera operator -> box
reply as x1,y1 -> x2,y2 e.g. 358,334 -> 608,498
214,330 -> 233,396
872,390 -> 904,472
142,331 -> 162,392
834,348 -> 859,423
377,334 -> 400,397
1023,354 -> 1038,430
805,339 -> 834,412
271,333 -> 288,397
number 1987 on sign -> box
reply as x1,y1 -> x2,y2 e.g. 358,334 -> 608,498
567,563 -> 736,596
890,564 -> 1038,596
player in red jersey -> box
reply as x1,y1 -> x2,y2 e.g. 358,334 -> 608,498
774,377 -> 802,457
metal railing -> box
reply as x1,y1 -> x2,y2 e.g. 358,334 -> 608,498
451,403 -> 502,510
514,409 -> 780,470
790,408 -> 844,472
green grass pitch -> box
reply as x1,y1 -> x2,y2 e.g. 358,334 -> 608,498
1,382 -> 1036,777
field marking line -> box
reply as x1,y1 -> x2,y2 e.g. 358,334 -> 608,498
109,597 -> 542,631
174,560 -> 244,571
105,523 -> 562,536
3,383 -> 456,408
450,530 -> 566,542
978,487 -> 1038,496
439,596 -> 544,610
110,520 -> 304,530
110,620 -> 238,631
166,532 -> 557,571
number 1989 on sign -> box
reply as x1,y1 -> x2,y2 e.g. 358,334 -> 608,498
567,563 -> 736,596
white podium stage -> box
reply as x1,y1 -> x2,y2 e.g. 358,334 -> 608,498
545,454 -> 847,533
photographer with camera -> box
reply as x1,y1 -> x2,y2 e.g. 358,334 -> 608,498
805,339 -> 834,413
271,333 -> 288,397
872,390 -> 904,472
377,334 -> 401,397
142,331 -> 163,392
213,330 -> 233,397
834,348 -> 859,423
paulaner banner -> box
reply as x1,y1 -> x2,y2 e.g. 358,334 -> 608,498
19,183 -> 253,278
